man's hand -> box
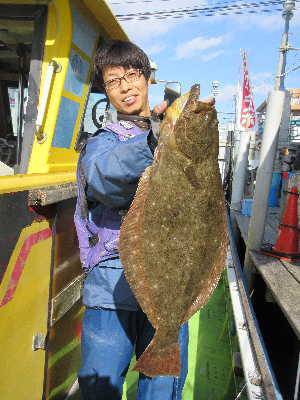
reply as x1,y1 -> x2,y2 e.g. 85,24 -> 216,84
203,96 -> 215,105
152,100 -> 168,116
193,96 -> 215,112
153,97 -> 215,116
150,101 -> 168,141
151,96 -> 216,121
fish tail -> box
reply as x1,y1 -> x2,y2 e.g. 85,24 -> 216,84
133,335 -> 180,377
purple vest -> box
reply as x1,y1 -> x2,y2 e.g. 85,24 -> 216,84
74,122 -> 145,271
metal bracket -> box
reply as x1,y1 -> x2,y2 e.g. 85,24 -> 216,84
50,274 -> 84,326
238,321 -> 248,330
51,59 -> 62,74
35,59 -> 62,143
248,371 -> 262,387
32,332 -> 46,351
28,182 -> 77,206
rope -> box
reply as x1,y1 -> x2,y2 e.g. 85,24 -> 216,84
234,383 -> 247,399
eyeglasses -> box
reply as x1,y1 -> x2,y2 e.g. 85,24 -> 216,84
103,69 -> 143,91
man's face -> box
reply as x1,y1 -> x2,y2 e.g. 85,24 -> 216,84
102,65 -> 151,117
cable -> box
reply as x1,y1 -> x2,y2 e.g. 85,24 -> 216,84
115,0 -> 285,15
279,63 -> 300,77
116,1 -> 290,21
118,8 -> 282,21
111,0 -> 254,4
112,0 -> 282,5
116,0 -> 284,17
116,1 -> 300,21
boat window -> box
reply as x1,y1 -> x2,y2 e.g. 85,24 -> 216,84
0,5 -> 46,175
75,86 -> 116,152
83,92 -> 110,134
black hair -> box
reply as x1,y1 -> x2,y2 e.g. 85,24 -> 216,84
94,40 -> 151,90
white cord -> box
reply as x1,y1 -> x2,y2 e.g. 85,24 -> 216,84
234,383 -> 247,400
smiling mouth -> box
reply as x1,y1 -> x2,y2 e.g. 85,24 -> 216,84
123,96 -> 137,105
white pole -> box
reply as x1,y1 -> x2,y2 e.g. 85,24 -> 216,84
244,90 -> 287,282
248,130 -> 257,169
274,0 -> 295,91
244,0 -> 295,284
231,130 -> 250,208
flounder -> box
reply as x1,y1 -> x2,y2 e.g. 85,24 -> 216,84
119,84 -> 227,377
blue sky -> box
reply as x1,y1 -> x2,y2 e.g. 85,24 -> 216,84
108,0 -> 300,126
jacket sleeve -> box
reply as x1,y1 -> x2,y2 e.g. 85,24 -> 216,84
81,130 -> 154,209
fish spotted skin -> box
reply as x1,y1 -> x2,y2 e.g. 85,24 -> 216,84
119,84 -> 228,377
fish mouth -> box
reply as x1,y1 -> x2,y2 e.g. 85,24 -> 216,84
190,84 -> 200,99
181,84 -> 200,114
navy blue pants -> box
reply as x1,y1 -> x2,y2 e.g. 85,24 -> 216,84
78,308 -> 189,400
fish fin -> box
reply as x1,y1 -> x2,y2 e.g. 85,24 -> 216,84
133,340 -> 180,378
119,167 -> 159,327
183,221 -> 228,323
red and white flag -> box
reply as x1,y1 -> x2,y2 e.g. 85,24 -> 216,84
239,51 -> 256,130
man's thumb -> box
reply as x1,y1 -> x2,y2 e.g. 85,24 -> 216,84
153,100 -> 168,115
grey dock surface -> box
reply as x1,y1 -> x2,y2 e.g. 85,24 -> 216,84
232,208 -> 300,340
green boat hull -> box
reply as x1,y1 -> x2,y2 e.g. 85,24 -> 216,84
122,273 -> 246,400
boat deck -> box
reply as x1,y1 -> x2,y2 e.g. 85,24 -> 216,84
232,208 -> 300,340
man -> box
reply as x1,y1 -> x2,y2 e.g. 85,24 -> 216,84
75,40 -> 189,400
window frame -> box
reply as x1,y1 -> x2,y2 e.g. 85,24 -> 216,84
0,5 -> 48,173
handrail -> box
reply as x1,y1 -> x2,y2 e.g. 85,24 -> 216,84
0,172 -> 75,195
35,59 -> 61,143
227,212 -> 283,400
227,253 -> 264,400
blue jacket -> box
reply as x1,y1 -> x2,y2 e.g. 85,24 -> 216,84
81,125 -> 154,310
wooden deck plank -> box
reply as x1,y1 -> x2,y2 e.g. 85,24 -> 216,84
233,208 -> 279,244
233,211 -> 249,242
250,250 -> 300,339
263,223 -> 277,245
281,261 -> 300,283
266,208 -> 280,231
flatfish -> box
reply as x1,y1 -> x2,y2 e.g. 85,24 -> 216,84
119,84 -> 227,377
